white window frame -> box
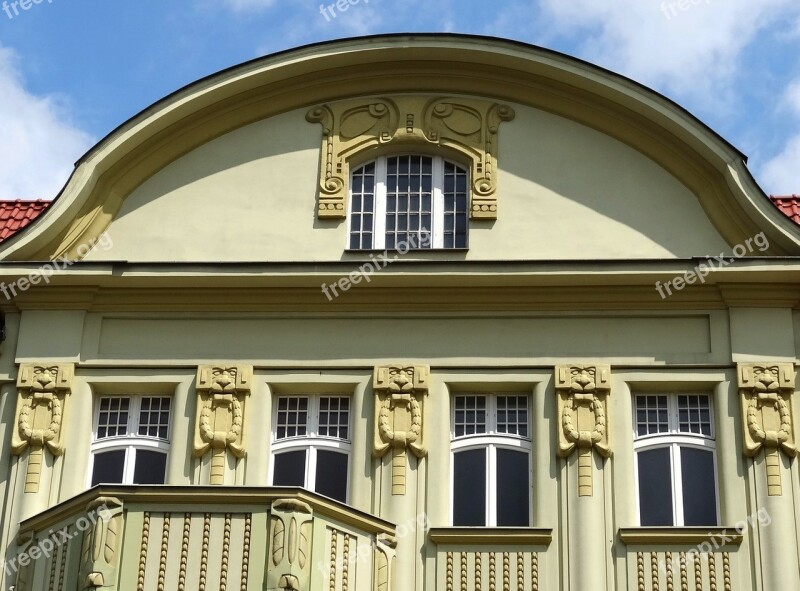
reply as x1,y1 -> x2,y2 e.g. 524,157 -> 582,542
89,395 -> 171,486
269,394 -> 352,502
348,154 -> 469,250
632,393 -> 719,526
450,393 -> 532,526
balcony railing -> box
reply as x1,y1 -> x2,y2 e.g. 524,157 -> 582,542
619,527 -> 744,591
9,486 -> 396,591
428,528 -> 553,591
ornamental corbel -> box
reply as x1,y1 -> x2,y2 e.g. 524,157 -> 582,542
11,363 -> 74,493
373,364 -> 430,495
374,533 -> 397,591
193,365 -> 253,485
266,499 -> 313,591
78,497 -> 124,591
738,362 -> 796,496
555,364 -> 611,497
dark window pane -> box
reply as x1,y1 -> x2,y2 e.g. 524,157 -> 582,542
133,450 -> 167,485
496,448 -> 530,526
680,447 -> 717,526
91,450 -> 126,486
273,450 -> 306,487
453,449 -> 486,526
315,450 -> 348,503
637,448 -> 674,526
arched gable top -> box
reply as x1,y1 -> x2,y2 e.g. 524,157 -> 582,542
2,33 -> 798,261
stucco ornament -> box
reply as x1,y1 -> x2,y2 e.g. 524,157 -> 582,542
78,497 -> 124,591
267,499 -> 313,591
193,365 -> 253,485
306,96 -> 515,219
556,364 -> 611,497
738,363 -> 796,496
11,363 -> 74,494
373,364 -> 430,495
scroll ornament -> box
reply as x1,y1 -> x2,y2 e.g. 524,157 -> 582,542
306,96 -> 515,219
267,499 -> 313,591
373,365 -> 430,495
11,363 -> 75,494
193,365 -> 253,485
556,365 -> 611,497
738,363 -> 796,496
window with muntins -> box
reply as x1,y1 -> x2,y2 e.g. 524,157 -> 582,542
451,394 -> 531,526
349,155 -> 469,250
90,396 -> 171,486
271,395 -> 351,503
633,394 -> 718,526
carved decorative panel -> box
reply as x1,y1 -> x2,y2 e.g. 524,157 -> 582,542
738,362 -> 796,496
267,499 -> 313,591
193,365 -> 253,485
78,497 -> 124,591
11,363 -> 75,493
372,364 -> 430,495
307,96 -> 515,219
555,364 -> 611,497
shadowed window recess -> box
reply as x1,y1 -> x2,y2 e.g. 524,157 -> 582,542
633,394 -> 718,526
90,395 -> 171,486
451,394 -> 531,526
271,395 -> 351,503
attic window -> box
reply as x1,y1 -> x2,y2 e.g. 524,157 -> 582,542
306,96 -> 515,220
349,155 -> 469,250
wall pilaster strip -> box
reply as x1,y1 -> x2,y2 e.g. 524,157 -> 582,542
240,513 -> 251,591
220,513 -> 232,591
136,512 -> 150,591
158,513 -> 171,591
178,513 -> 190,591
199,513 -> 211,591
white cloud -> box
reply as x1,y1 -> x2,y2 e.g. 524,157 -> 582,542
0,46 -> 94,201
760,134 -> 800,195
222,0 -> 277,12
539,0 -> 798,100
783,80 -> 800,115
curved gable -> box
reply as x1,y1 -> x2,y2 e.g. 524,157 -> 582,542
1,34 -> 797,262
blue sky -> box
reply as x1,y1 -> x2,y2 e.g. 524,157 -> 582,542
0,0 -> 799,201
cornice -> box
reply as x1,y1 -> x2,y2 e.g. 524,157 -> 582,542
429,527 -> 553,545
619,527 -> 744,546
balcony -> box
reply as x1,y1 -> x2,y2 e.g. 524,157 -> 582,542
9,486 -> 396,591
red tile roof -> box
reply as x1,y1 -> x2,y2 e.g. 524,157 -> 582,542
0,200 -> 51,243
770,195 -> 800,225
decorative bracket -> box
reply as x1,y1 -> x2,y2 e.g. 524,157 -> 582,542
738,362 -> 796,496
555,364 -> 611,497
374,533 -> 397,591
193,365 -> 253,485
372,364 -> 430,495
11,363 -> 74,493
306,96 -> 515,219
78,497 -> 124,591
267,499 -> 313,591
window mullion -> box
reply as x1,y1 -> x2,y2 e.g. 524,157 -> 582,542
432,156 -> 444,248
487,445 -> 496,526
672,443 -> 684,526
375,157 -> 387,250
307,446 -> 317,491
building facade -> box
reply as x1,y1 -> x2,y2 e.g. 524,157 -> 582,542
0,34 -> 799,591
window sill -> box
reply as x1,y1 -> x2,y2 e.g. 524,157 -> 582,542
430,527 -> 553,545
618,527 -> 743,546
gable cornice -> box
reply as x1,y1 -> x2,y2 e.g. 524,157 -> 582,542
1,34 -> 797,260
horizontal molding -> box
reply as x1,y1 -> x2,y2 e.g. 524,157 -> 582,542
619,527 -> 744,546
18,485 -> 395,539
429,527 -> 553,545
